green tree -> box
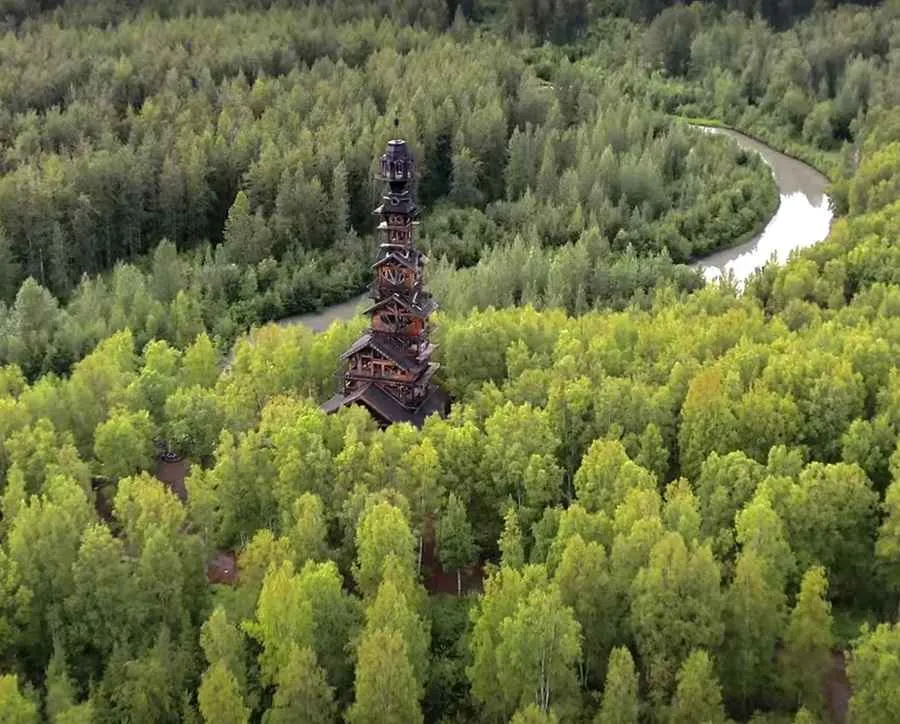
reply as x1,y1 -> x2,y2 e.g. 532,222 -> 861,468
331,161 -> 350,242
721,550 -> 785,713
198,661 -> 250,724
644,5 -> 700,76
264,645 -> 336,724
468,565 -> 547,720
449,144 -> 483,207
6,474 -> 93,668
573,439 -> 655,517
64,524 -> 134,685
669,650 -> 726,724
149,240 -> 184,305
5,278 -> 62,378
779,463 -> 878,599
630,532 -> 724,704
164,386 -> 222,459
779,566 -> 834,715
353,502 -> 416,598
364,576 -> 430,693
125,340 -> 180,424
347,629 -> 422,724
876,476 -> 900,597
0,227 -> 22,304
44,643 -> 80,723
93,408 -> 155,479
480,402 -> 562,531
437,493 -> 476,595
678,370 -> 740,481
511,704 -> 559,724
169,290 -> 205,349
242,561 -> 314,685
199,607 -> 248,694
847,623 -> 900,724
595,647 -> 640,724
696,451 -> 766,558
0,674 -> 37,723
499,506 -> 525,569
223,192 -> 259,266
735,491 -> 795,592
94,628 -> 188,724
181,333 -> 218,390
554,534 -> 615,687
662,478 -> 701,544
287,493 -> 330,567
295,561 -> 361,695
496,583 -> 581,717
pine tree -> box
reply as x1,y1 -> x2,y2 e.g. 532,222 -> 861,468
331,161 -> 349,243
449,145 -> 483,207
222,191 -> 255,266
0,226 -> 21,303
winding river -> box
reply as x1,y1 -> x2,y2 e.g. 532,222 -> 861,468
278,126 -> 833,333
693,126 -> 833,283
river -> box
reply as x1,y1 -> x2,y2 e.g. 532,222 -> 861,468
277,126 -> 833,332
692,126 -> 833,283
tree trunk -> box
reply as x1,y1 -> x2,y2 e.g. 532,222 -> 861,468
457,567 -> 462,597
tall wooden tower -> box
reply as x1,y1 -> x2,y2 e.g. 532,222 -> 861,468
322,134 -> 449,427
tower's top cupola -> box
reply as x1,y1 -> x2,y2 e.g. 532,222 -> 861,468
379,139 -> 414,182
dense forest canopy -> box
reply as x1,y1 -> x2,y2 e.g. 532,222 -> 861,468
1,0 -> 900,722
0,0 -> 895,378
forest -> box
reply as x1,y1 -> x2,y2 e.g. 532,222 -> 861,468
1,0 -> 900,722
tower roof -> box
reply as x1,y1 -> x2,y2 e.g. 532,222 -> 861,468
372,250 -> 422,271
362,292 -> 437,319
385,139 -> 410,159
340,332 -> 428,373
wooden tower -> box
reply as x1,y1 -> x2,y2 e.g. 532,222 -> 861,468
322,134 -> 449,427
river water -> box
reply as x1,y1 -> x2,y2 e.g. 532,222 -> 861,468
693,126 -> 833,283
276,126 -> 833,333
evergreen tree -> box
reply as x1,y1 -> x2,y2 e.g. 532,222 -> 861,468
449,145 -> 483,208
0,226 -> 21,303
331,161 -> 350,243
